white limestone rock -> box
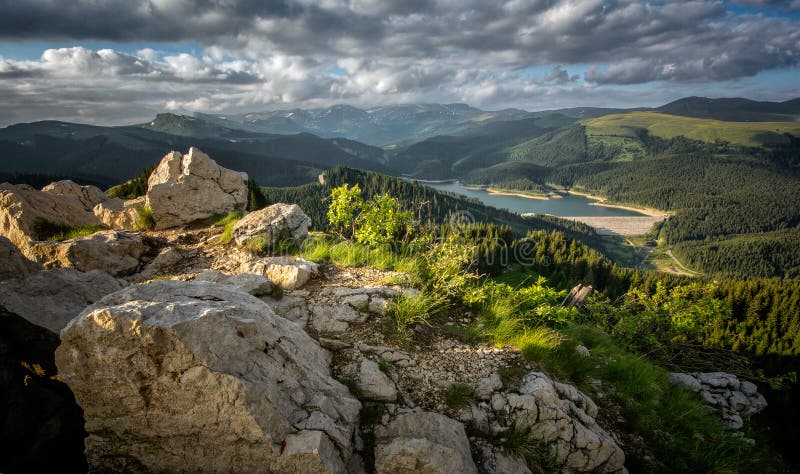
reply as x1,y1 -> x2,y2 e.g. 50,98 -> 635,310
0,268 -> 123,333
239,256 -> 319,290
55,280 -> 361,473
0,182 -> 101,252
145,147 -> 248,229
0,236 -> 41,281
359,359 -> 398,402
374,410 -> 478,474
194,269 -> 274,296
93,196 -> 145,231
232,203 -> 311,249
28,230 -> 153,277
41,180 -> 106,210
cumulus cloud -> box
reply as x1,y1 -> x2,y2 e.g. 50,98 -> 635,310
0,0 -> 798,124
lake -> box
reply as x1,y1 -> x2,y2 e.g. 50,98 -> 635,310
419,181 -> 645,217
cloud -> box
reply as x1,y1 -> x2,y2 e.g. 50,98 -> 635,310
0,0 -> 798,124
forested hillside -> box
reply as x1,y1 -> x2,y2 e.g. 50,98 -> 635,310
443,111 -> 800,279
260,166 -> 601,242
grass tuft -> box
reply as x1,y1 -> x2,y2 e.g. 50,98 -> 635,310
137,205 -> 156,230
384,291 -> 447,338
444,383 -> 474,409
33,219 -> 105,241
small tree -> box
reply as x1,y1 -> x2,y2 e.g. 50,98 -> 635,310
355,193 -> 413,247
247,179 -> 267,211
327,183 -> 364,237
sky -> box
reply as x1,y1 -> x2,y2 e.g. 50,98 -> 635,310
0,0 -> 798,126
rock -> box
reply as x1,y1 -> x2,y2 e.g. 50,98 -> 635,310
509,372 -> 625,473
93,196 -> 145,230
374,410 -> 478,474
272,430 -> 346,474
668,373 -> 702,392
359,359 -> 398,402
0,182 -> 101,251
740,380 -> 758,396
194,269 -> 274,296
697,372 -> 737,389
137,246 -> 184,280
240,256 -> 319,290
28,230 -> 153,277
0,268 -> 123,333
668,372 -> 768,428
0,308 -> 87,473
475,442 -> 532,474
55,281 -> 360,473
231,203 -> 311,249
490,393 -> 508,412
42,180 -> 106,210
0,236 -> 40,281
475,372 -> 503,400
575,345 -> 591,357
145,147 -> 248,229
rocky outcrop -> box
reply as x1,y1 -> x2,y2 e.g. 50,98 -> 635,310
194,269 -> 274,296
146,147 -> 248,229
55,280 -> 361,473
0,268 -> 123,333
239,256 -> 319,290
668,372 -> 768,429
232,203 -> 311,249
0,236 -> 41,281
28,230 -> 155,277
93,196 -> 145,230
0,182 -> 101,251
0,308 -> 87,473
41,180 -> 106,210
268,285 -> 398,333
374,409 -> 478,474
460,371 -> 625,473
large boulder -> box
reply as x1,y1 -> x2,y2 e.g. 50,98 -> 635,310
0,308 -> 87,473
0,235 -> 41,281
374,409 -> 478,474
41,180 -> 106,210
0,182 -> 101,252
28,230 -> 155,277
93,196 -> 145,231
232,203 -> 311,249
146,147 -> 248,229
0,268 -> 123,333
55,280 -> 361,473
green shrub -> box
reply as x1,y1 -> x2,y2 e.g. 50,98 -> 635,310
32,219 -> 105,241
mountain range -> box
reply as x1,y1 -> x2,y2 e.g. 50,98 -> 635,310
2,96 -> 799,278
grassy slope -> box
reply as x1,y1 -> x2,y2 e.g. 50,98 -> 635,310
584,111 -> 800,148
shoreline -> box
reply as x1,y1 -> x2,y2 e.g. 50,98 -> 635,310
563,190 -> 671,217
461,183 -> 558,201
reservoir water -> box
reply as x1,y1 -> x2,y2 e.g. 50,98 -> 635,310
420,181 -> 645,217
